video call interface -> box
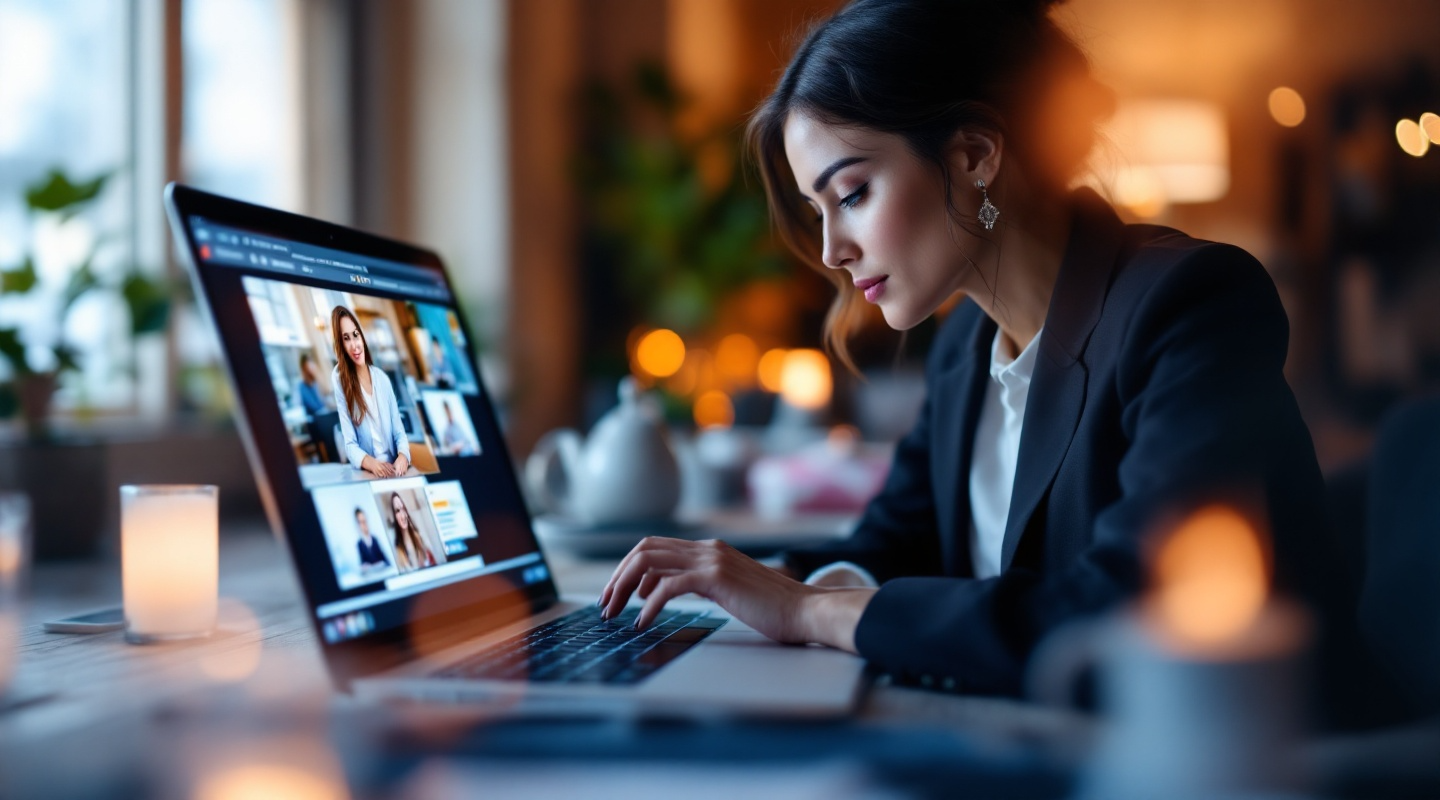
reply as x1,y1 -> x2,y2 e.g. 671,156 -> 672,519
188,216 -> 548,645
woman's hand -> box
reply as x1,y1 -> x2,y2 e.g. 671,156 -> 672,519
598,537 -> 876,652
360,455 -> 396,478
393,454 -> 410,475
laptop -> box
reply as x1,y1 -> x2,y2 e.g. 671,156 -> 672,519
163,184 -> 868,717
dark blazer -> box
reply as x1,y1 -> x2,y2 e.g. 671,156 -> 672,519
785,190 -> 1342,697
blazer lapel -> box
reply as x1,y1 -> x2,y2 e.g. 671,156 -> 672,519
932,310 -> 994,578
1000,191 -> 1125,571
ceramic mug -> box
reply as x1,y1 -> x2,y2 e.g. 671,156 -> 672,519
1027,604 -> 1311,799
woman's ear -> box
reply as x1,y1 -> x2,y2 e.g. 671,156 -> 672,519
945,128 -> 1004,187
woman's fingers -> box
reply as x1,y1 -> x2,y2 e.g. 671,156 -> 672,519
598,536 -> 690,609
636,567 -> 682,600
635,571 -> 705,630
601,545 -> 692,619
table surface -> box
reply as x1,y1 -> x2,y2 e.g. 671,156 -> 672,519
3,520 -> 1437,799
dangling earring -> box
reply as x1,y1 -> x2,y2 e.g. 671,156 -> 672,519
975,179 -> 999,231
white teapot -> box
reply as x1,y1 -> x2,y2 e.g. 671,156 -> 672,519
525,378 -> 681,526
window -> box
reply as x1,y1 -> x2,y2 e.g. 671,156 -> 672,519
0,0 -> 135,410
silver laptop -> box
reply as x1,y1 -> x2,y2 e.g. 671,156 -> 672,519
163,183 -> 867,717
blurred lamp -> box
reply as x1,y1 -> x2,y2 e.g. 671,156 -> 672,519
1267,87 -> 1306,128
1096,99 -> 1230,214
1396,118 -> 1430,157
693,390 -> 734,429
634,329 -> 686,378
1421,112 -> 1440,145
779,349 -> 832,411
758,348 -> 788,393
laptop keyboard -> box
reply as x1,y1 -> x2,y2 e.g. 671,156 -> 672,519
434,607 -> 726,685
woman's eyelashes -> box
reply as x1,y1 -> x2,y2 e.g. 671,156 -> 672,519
838,182 -> 868,210
808,182 -> 870,224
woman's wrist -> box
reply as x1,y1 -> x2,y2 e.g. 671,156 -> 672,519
799,586 -> 877,654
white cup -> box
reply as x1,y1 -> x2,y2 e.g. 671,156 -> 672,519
0,493 -> 31,695
121,485 -> 219,644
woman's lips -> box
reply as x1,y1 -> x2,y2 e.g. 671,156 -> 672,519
855,275 -> 888,303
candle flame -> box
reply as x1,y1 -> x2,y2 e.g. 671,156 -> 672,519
1150,505 -> 1268,647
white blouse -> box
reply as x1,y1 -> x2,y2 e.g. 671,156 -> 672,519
967,327 -> 1042,579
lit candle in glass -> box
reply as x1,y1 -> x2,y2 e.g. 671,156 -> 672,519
0,493 -> 30,693
122,485 -> 219,643
1085,505 -> 1312,799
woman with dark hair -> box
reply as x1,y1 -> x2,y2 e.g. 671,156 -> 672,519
601,0 -> 1357,708
330,305 -> 411,478
389,492 -> 437,573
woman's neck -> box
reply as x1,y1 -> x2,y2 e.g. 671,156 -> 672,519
960,194 -> 1071,358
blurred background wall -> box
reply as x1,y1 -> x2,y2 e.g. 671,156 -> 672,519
3,0 -> 1440,513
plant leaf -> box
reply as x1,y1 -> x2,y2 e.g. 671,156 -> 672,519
0,329 -> 31,376
61,259 -> 99,309
53,343 -> 80,373
1,257 -> 38,294
121,273 -> 172,335
25,169 -> 109,214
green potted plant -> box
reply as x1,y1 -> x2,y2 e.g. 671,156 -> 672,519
576,62 -> 790,338
0,169 -> 174,559
0,168 -> 171,438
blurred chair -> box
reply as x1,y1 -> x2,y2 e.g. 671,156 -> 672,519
308,411 -> 340,463
1360,395 -> 1440,720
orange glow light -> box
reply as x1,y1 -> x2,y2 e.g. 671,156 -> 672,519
1150,505 -> 1268,649
196,765 -> 347,800
715,333 -> 759,385
1421,112 -> 1440,144
1268,87 -> 1306,127
758,348 -> 788,393
693,390 -> 735,429
634,329 -> 686,378
1396,119 -> 1430,157
197,599 -> 263,684
779,349 -> 832,411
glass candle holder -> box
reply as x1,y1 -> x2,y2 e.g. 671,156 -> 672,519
0,493 -> 30,694
121,485 -> 219,644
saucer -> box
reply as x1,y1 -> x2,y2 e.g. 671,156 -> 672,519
532,516 -> 701,559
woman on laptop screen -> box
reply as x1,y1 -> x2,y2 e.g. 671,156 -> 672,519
330,305 -> 411,479
600,0 -> 1364,718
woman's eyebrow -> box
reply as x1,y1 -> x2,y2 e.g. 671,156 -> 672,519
812,156 -> 867,193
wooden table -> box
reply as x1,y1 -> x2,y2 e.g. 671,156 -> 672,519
3,521 -> 1436,799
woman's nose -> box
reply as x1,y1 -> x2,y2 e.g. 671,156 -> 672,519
821,221 -> 857,270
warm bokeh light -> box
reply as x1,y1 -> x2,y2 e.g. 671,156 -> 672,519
634,329 -> 686,378
1267,86 -> 1306,127
1396,118 -> 1430,157
1112,166 -> 1168,218
198,598 -> 263,684
1151,505 -> 1268,648
1103,100 -> 1229,205
715,333 -> 759,385
693,390 -> 735,429
779,349 -> 832,411
1420,111 -> 1440,144
666,352 -> 699,397
758,348 -> 788,393
196,764 -> 348,800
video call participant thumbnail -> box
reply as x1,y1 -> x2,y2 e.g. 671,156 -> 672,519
331,305 -> 412,479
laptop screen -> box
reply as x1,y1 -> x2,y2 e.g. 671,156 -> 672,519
166,186 -> 555,674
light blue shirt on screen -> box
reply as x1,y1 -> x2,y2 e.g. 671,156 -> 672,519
332,365 -> 411,469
